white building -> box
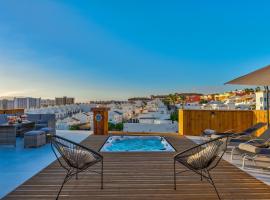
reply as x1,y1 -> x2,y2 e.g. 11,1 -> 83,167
14,97 -> 41,109
0,99 -> 14,109
41,99 -> 55,107
109,110 -> 123,124
256,91 -> 270,110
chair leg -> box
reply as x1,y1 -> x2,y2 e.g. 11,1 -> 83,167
207,170 -> 221,200
56,172 -> 71,200
101,160 -> 104,190
174,160 -> 176,190
76,169 -> 79,180
230,147 -> 236,161
242,155 -> 247,169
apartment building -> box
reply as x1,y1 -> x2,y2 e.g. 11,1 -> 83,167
256,91 -> 270,110
55,96 -> 75,105
41,99 -> 55,107
0,99 -> 14,109
14,97 -> 41,109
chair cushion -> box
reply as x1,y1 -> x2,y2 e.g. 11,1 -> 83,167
239,143 -> 259,153
62,147 -> 96,169
186,142 -> 220,169
203,129 -> 216,136
40,127 -> 53,133
25,130 -> 45,136
37,120 -> 47,124
239,143 -> 270,154
35,123 -> 48,129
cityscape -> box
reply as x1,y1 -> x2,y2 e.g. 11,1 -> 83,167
0,88 -> 266,133
1,1 -> 270,200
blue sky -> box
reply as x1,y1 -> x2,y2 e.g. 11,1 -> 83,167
0,0 -> 270,101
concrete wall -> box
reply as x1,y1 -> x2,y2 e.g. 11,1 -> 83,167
124,122 -> 178,133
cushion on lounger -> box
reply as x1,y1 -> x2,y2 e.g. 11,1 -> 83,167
254,141 -> 270,148
239,143 -> 270,154
239,143 -> 262,154
61,147 -> 96,169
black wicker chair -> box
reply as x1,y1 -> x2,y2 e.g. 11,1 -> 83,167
51,135 -> 103,200
174,135 -> 230,200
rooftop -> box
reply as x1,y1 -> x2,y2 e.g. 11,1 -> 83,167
3,133 -> 270,200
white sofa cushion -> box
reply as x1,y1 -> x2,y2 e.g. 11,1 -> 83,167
239,143 -> 262,154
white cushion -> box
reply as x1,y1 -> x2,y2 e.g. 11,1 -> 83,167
238,143 -> 270,154
238,143 -> 260,154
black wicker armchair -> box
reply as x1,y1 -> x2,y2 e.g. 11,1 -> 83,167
174,135 -> 230,200
51,135 -> 103,200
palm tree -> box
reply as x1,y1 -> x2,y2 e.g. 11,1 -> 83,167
179,95 -> 186,109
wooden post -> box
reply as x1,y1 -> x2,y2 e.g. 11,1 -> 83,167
178,109 -> 184,136
91,107 -> 110,135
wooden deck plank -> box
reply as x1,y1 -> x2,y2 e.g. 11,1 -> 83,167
3,134 -> 270,200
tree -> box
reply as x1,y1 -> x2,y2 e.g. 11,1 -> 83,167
108,122 -> 124,131
179,95 -> 186,109
69,125 -> 80,130
244,88 -> 254,94
255,87 -> 261,92
200,99 -> 208,104
168,94 -> 179,106
170,111 -> 178,122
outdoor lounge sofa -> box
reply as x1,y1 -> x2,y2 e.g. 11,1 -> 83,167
174,135 -> 230,200
0,125 -> 16,146
27,114 -> 56,140
0,114 -> 35,137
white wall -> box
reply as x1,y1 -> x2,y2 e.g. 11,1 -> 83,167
123,123 -> 178,133
256,91 -> 270,110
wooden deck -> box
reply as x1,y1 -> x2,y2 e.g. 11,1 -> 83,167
3,134 -> 270,200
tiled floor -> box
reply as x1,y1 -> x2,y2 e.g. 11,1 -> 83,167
0,130 -> 91,198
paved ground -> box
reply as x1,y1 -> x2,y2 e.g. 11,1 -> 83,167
0,130 -> 91,198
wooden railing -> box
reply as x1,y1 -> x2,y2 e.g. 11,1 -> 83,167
179,109 -> 269,136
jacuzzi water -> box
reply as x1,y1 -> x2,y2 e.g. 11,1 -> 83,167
100,135 -> 175,152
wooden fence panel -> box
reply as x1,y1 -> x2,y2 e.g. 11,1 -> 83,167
178,110 -> 255,136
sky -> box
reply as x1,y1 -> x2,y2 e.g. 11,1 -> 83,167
1,0 -> 270,101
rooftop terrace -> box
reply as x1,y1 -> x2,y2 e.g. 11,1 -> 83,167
3,133 -> 270,200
